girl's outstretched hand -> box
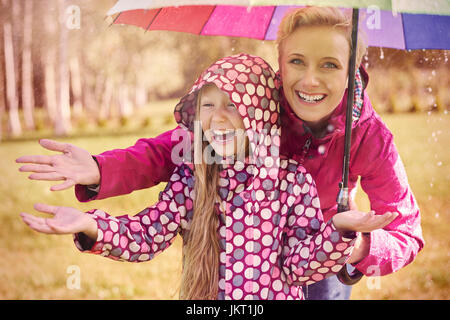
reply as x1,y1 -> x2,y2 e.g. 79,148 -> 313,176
332,210 -> 398,233
20,203 -> 98,240
16,139 -> 100,191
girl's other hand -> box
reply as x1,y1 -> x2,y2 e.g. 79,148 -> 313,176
16,139 -> 100,191
332,210 -> 399,233
20,203 -> 98,240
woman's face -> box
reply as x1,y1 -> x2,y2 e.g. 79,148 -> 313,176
279,25 -> 350,127
199,84 -> 247,158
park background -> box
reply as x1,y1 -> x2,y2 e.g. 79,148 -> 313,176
0,0 -> 448,299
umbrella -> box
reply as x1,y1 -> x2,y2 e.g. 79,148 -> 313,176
106,0 -> 450,285
107,1 -> 450,50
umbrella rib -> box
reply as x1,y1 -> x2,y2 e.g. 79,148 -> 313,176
198,6 -> 217,36
145,8 -> 162,32
110,12 -> 122,27
399,13 -> 407,50
262,6 -> 277,41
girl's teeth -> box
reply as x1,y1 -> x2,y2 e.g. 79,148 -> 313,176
212,130 -> 235,141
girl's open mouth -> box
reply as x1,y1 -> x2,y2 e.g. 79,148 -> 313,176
211,129 -> 236,144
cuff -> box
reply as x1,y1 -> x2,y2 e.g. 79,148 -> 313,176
74,156 -> 101,202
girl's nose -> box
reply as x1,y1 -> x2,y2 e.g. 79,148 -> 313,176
211,105 -> 228,122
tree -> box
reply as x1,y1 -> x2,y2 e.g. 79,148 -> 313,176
22,0 -> 35,130
2,0 -> 22,137
54,0 -> 72,136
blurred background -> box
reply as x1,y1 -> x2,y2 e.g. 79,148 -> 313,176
0,0 -> 448,299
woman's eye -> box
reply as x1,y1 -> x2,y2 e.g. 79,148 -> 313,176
323,62 -> 338,69
202,103 -> 214,108
228,103 -> 236,108
289,58 -> 303,65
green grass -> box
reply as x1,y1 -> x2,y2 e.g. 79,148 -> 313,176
0,111 -> 448,299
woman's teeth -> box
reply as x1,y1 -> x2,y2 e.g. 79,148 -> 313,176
297,92 -> 326,103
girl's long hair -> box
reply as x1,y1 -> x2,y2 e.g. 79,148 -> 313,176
179,85 -> 222,300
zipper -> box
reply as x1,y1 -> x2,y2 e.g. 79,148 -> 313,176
299,136 -> 312,164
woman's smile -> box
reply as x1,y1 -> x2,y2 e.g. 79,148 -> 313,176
296,91 -> 328,105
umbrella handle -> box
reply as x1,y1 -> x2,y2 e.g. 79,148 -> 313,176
337,263 -> 364,285
336,199 -> 364,285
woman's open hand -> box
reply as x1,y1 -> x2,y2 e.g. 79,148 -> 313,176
20,203 -> 98,240
332,210 -> 398,233
16,139 -> 100,191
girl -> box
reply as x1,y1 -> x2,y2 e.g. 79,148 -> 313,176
20,53 -> 391,300
17,7 -> 422,300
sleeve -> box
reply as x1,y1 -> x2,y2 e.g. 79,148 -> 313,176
351,119 -> 424,276
73,165 -> 194,262
281,166 -> 357,286
75,126 -> 189,202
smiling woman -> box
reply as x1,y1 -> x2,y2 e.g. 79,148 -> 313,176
278,25 -> 350,131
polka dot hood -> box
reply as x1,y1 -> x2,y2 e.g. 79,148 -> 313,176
174,53 -> 282,194
73,53 -> 357,300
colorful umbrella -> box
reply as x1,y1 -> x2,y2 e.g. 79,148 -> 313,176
107,1 -> 450,50
106,0 -> 449,286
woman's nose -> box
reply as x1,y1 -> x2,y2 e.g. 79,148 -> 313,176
301,68 -> 320,88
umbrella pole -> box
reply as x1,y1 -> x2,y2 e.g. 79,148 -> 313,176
336,8 -> 365,286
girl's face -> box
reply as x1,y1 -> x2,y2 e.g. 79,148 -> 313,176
279,25 -> 350,127
199,84 -> 247,158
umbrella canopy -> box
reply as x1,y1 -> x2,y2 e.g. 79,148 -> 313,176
107,0 -> 450,50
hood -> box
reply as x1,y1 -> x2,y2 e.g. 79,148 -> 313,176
174,53 -> 282,193
278,65 -> 372,157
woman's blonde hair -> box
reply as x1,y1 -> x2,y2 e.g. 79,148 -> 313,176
179,85 -> 221,300
276,6 -> 367,68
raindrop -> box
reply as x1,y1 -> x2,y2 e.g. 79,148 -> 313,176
327,124 -> 335,132
444,110 -> 448,115
437,161 -> 442,166
430,182 -> 434,188
435,212 -> 440,219
379,48 -> 384,60
444,51 -> 448,63
427,87 -> 432,93
427,111 -> 432,116
318,145 -> 326,155
431,70 -> 436,76
231,47 -> 235,52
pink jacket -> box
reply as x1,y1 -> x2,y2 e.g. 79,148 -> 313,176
74,53 -> 356,300
75,65 -> 424,277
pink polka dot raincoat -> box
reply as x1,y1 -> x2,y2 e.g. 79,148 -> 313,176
74,53 -> 356,300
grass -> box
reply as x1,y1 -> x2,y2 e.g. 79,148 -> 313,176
0,108 -> 448,300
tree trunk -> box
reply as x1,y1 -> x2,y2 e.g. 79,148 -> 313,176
42,4 -> 57,124
118,84 -> 133,119
22,0 -> 35,130
0,33 -> 5,141
69,56 -> 83,117
2,0 -> 22,137
55,0 -> 71,136
135,85 -> 147,109
99,78 -> 113,120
